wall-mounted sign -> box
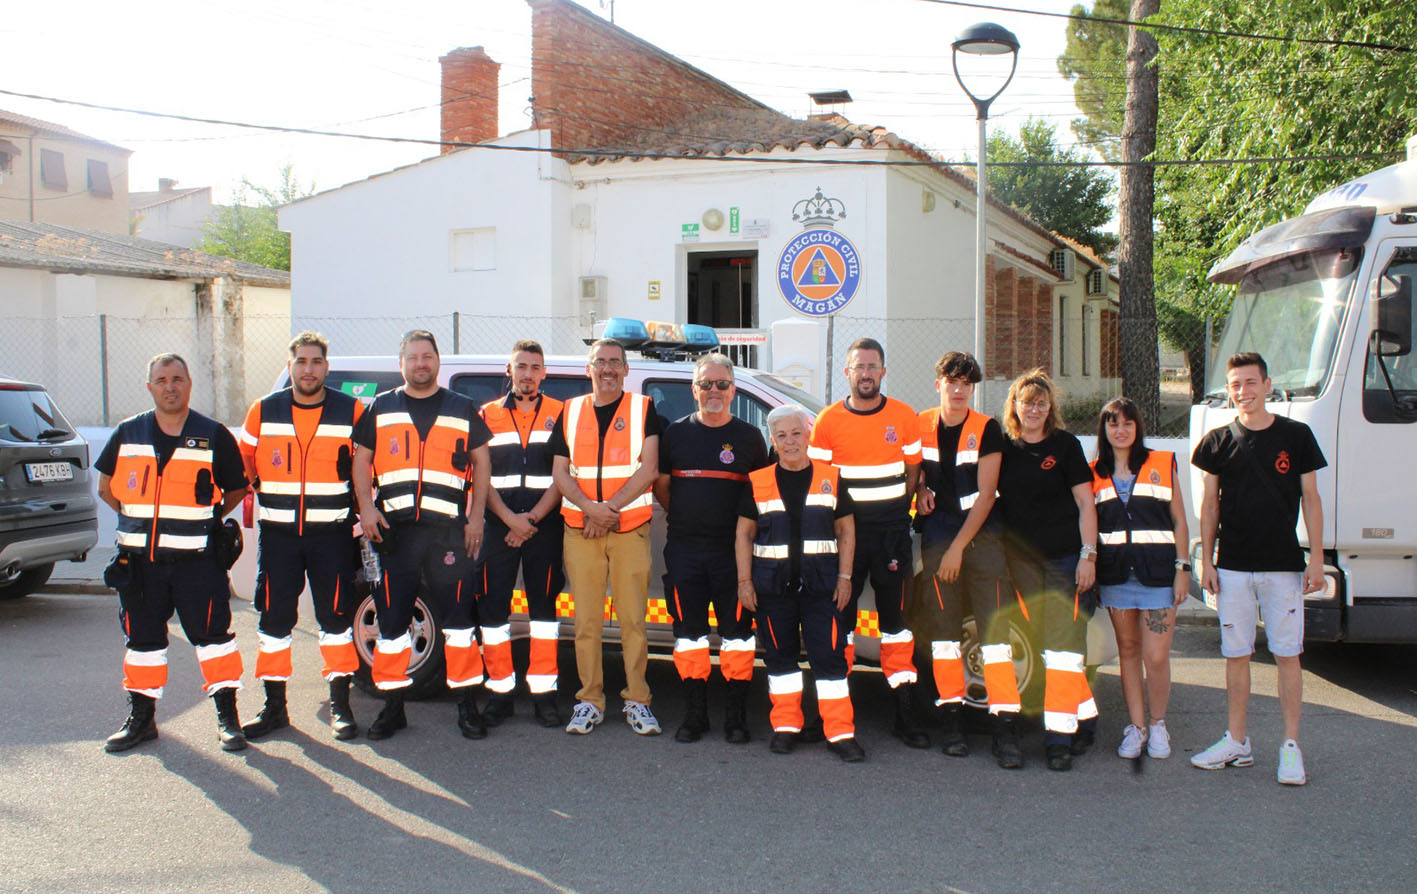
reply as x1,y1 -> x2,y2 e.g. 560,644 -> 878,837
717,329 -> 769,346
729,206 -> 740,234
742,219 -> 770,239
648,281 -> 662,300
681,223 -> 700,241
777,187 -> 860,317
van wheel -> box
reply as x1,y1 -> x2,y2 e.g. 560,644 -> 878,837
0,563 -> 53,600
960,614 -> 1042,712
351,591 -> 447,699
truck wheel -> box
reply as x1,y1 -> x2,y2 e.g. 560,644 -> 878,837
351,590 -> 447,699
960,614 -> 1041,712
0,563 -> 54,600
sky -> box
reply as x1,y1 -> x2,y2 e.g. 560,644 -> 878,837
0,0 -> 1093,203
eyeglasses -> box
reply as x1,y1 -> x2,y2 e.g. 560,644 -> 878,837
1021,400 -> 1051,411
849,364 -> 882,373
694,380 -> 733,391
590,359 -> 625,369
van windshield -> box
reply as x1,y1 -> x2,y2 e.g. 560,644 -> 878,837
1206,247 -> 1362,399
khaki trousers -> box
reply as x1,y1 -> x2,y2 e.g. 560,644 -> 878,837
563,523 -> 652,712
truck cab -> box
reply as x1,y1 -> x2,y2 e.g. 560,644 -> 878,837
1191,140 -> 1417,642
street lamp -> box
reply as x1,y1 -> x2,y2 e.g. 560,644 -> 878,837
952,21 -> 1019,408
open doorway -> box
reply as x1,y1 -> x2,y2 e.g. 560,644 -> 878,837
687,250 -> 757,367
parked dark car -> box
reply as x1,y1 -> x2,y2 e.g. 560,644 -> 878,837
0,377 -> 98,598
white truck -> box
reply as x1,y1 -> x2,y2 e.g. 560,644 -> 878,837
1191,136 -> 1417,642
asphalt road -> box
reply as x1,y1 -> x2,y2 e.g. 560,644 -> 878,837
2,587 -> 1415,893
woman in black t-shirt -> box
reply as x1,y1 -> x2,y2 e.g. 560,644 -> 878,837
996,369 -> 1099,772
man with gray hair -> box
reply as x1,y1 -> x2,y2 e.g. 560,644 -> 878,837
653,353 -> 768,743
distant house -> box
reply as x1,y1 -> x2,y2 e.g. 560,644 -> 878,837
0,108 -> 131,235
129,178 -> 214,247
281,0 -> 1120,411
0,220 -> 291,425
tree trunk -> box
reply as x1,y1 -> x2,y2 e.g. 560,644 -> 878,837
1117,0 -> 1161,430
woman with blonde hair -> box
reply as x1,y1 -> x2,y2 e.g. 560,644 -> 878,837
1091,396 -> 1189,760
996,369 -> 1099,771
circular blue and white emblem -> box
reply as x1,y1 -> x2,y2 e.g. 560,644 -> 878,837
777,228 -> 862,317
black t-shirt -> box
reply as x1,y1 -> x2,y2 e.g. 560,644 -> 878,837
548,393 -> 663,458
925,414 -> 1006,531
738,465 -> 854,584
1191,415 -> 1326,571
659,413 -> 768,548
997,429 -> 1092,559
351,388 -> 490,450
96,411 -> 248,494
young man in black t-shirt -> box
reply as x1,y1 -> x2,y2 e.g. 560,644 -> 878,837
1191,352 -> 1326,785
653,354 -> 768,744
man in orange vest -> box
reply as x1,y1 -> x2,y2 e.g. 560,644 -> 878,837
478,339 -> 566,728
914,351 -> 1022,767
96,353 -> 251,753
237,331 -> 365,742
351,330 -> 492,741
550,338 -> 663,736
808,337 -> 929,749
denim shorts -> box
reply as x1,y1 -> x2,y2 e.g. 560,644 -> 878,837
1099,575 -> 1173,611
1215,569 -> 1304,658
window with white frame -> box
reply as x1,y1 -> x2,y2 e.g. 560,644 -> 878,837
450,227 -> 496,271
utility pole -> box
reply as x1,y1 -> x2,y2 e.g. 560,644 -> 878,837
1117,0 -> 1161,430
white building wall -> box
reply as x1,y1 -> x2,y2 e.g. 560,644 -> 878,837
132,189 -> 214,247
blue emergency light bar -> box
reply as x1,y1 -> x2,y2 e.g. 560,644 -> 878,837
585,318 -> 721,360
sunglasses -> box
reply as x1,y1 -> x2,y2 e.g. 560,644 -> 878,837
695,380 -> 733,391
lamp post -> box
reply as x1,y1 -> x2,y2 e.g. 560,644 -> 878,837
952,21 -> 1019,409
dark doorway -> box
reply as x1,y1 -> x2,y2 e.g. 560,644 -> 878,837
687,250 -> 758,367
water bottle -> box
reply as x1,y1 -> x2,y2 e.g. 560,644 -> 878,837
360,536 -> 381,585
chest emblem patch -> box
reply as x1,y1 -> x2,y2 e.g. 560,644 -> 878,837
720,444 -> 735,464
127,471 -> 139,491
614,418 -> 626,432
1041,455 -> 1057,470
271,453 -> 283,468
819,480 -> 833,494
884,425 -> 898,444
1275,450 -> 1291,474
545,417 -> 555,430
966,433 -> 978,450
389,438 -> 400,456
1149,469 -> 1161,484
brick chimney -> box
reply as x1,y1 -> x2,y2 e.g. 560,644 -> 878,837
439,46 -> 500,152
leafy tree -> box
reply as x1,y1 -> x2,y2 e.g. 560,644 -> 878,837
199,165 -> 313,271
986,118 -> 1118,258
1057,0 -> 1132,162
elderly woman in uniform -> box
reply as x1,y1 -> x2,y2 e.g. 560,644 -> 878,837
735,405 -> 863,762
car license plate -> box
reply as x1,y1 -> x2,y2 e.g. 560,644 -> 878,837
25,461 -> 73,483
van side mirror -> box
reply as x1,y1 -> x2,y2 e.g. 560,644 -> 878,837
1371,273 -> 1413,357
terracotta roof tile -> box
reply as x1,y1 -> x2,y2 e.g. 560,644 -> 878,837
0,107 -> 130,154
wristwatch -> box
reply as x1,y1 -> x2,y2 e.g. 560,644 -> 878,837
1175,560 -> 1192,572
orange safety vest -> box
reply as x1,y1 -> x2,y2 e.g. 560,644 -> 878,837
249,389 -> 358,534
1092,450 -> 1177,587
918,406 -> 993,514
749,461 -> 840,594
481,393 -> 562,517
370,388 -> 476,526
560,392 -> 654,532
111,411 -> 224,559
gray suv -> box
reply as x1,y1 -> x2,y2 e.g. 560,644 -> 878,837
0,378 -> 98,598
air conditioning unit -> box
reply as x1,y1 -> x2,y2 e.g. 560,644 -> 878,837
1085,268 -> 1108,297
579,275 -> 607,322
1050,248 -> 1075,282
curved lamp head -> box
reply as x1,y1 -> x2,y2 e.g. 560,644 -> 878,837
951,21 -> 1021,117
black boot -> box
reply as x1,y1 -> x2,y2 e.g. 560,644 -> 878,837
938,703 -> 970,757
891,684 -> 930,749
482,693 -> 514,727
329,677 -> 358,741
212,688 -> 247,752
457,688 -> 487,739
241,680 -> 289,740
367,692 -> 407,740
723,680 -> 751,745
827,736 -> 867,763
991,712 -> 1023,769
1046,743 -> 1073,771
105,692 -> 158,753
1070,718 -> 1097,756
674,679 -> 710,743
532,693 -> 562,728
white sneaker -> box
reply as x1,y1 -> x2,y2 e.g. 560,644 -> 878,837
623,700 -> 662,736
1190,730 -> 1253,769
1147,719 -> 1172,759
1277,739 -> 1308,785
564,702 -> 603,735
1117,724 -> 1147,759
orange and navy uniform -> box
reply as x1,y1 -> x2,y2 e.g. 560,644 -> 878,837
354,387 -> 493,692
95,410 -> 248,698
808,396 -> 921,686
915,407 -> 1020,715
478,392 -> 565,699
238,388 -> 365,684
741,461 -> 854,743
1092,451 -> 1178,588
558,392 -> 657,532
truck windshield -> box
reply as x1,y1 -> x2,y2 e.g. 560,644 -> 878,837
1206,247 -> 1362,399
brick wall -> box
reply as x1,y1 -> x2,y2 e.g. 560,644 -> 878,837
440,46 -> 500,151
1100,307 -> 1121,377
528,0 -> 771,150
982,256 -> 1054,380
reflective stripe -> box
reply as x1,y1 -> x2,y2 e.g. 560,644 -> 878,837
120,504 -> 156,518
377,633 -> 412,653
125,648 -> 168,666
886,670 -> 916,687
259,506 -> 297,524
836,460 -> 904,479
527,429 -> 553,444
487,431 -> 521,448
959,492 -> 979,510
377,468 -> 422,486
981,643 -> 1013,664
118,443 -> 156,457
304,508 -> 349,524
804,493 -> 836,509
382,493 -> 416,512
116,530 -> 147,547
920,446 -> 940,462
314,424 -> 353,439
443,627 -> 476,648
259,480 -> 303,495
768,672 -> 803,694
932,640 -> 962,660
156,533 -> 206,550
529,620 -> 559,639
1132,483 -> 1172,501
1077,696 -> 1099,720
490,475 -> 522,489
523,475 -> 554,489
259,422 -> 298,437
561,497 -> 579,511
153,504 -> 214,521
422,469 -> 466,490
801,539 -> 838,555
901,440 -> 921,457
848,482 -> 907,502
239,429 -> 258,446
170,447 -> 213,464
815,678 -> 850,700
433,415 -> 472,434
1094,486 -> 1118,504
302,481 -> 349,496
376,412 -> 413,427
1130,530 -> 1175,544
1044,710 -> 1079,733
675,636 -> 710,652
526,673 -> 557,692
480,624 -> 511,646
258,633 -> 293,653
1043,649 -> 1085,674
195,640 -> 240,662
720,637 -> 756,652
319,630 -> 354,647
880,629 -> 914,645
956,449 -> 979,465
420,494 -> 460,516
756,498 -> 786,515
753,544 -> 789,559
1099,531 -> 1129,545
621,492 -> 653,511
584,464 -> 638,479
806,446 -> 832,462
